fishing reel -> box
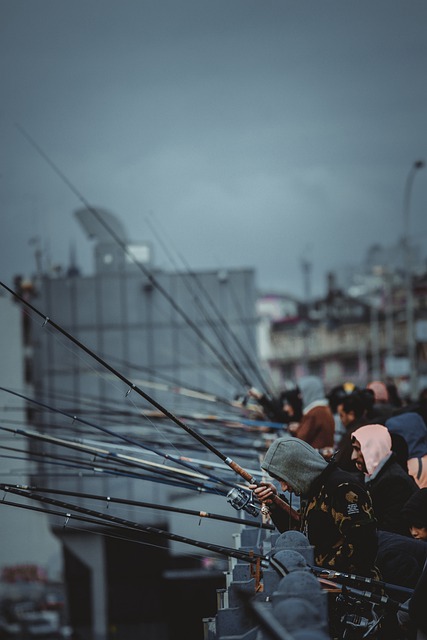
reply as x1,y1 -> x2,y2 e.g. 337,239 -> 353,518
227,487 -> 260,518
335,593 -> 382,639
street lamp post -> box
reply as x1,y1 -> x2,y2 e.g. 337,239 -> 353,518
403,160 -> 425,400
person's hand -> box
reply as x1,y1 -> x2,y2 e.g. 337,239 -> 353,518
247,387 -> 262,400
249,482 -> 277,505
288,421 -> 299,434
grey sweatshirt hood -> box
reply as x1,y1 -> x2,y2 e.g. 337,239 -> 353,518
298,376 -> 326,411
261,436 -> 328,496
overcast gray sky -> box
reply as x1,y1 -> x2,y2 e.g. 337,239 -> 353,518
1,0 -> 427,298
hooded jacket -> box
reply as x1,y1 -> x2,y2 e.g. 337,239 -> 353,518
293,376 -> 335,450
386,413 -> 427,459
261,436 -> 327,497
365,381 -> 394,423
352,424 -> 419,536
367,381 -> 389,403
261,437 -> 378,575
401,488 -> 427,529
352,424 -> 392,476
386,412 -> 427,488
299,376 -> 327,411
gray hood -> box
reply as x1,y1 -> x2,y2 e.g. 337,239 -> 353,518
261,437 -> 328,496
298,376 -> 326,411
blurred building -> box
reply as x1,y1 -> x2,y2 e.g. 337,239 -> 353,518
258,267 -> 427,397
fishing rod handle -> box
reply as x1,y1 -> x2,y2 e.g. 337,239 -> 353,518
225,458 -> 256,483
270,494 -> 300,522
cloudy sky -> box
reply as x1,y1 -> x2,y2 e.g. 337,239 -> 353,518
1,0 -> 427,297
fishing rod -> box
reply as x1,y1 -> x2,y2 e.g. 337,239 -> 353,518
1,482 -> 274,530
0,484 -> 412,621
0,425 -> 238,495
0,498 -> 227,566
0,386 -> 245,491
0,444 -> 221,493
0,416 -> 265,480
0,406 -> 280,462
310,566 -> 414,597
1,422 -> 272,507
98,354 -> 238,409
0,446 -> 209,488
0,388 -> 274,463
0,486 -> 412,615
0,485 -> 268,565
0,413 -> 270,463
4,468 -> 220,496
0,444 -> 225,495
227,276 -> 276,390
269,557 -> 411,614
145,214 -> 270,396
334,584 -> 409,613
42,351 -> 240,415
0,498 -> 255,565
0,285 -> 299,523
0,427 -> 267,517
16,124 -> 251,391
1,412 -> 287,500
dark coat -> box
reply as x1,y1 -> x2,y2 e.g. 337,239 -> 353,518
270,463 -> 378,577
366,402 -> 395,424
366,454 -> 419,537
408,559 -> 427,634
376,530 -> 427,592
401,488 -> 427,529
258,394 -> 292,424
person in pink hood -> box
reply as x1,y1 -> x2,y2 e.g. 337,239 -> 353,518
351,424 -> 419,537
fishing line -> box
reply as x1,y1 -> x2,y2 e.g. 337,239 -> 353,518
0,413 -> 269,474
10,294 -> 246,444
0,485 -> 265,563
0,498 -> 240,571
16,122 -> 251,391
1,283 -> 295,521
0,487 -> 415,609
7,302 -> 245,480
0,456 -> 220,495
103,352 -> 237,409
145,212 -> 272,396
0,377 -> 244,493
0,423 -> 240,493
227,275 -> 277,393
0,498 -> 214,563
144,214 -> 259,392
0,448 -> 219,492
0,286 -> 262,476
0,444 -> 223,495
2,482 -> 273,530
0,470 -> 220,491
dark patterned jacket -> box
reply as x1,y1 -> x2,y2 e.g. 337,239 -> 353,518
270,462 -> 379,577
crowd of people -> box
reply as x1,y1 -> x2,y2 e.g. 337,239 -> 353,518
243,376 -> 427,639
